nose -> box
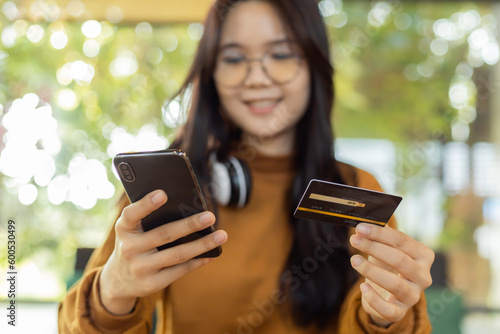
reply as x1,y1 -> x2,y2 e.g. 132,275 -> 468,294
243,60 -> 273,87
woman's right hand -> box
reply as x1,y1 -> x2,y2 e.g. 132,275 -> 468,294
99,189 -> 228,315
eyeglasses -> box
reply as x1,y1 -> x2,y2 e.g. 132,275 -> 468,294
213,45 -> 303,88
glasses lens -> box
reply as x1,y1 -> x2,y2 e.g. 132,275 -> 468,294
214,54 -> 248,87
264,51 -> 301,84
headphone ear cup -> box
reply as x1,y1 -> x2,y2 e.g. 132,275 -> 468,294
227,157 -> 252,208
210,154 -> 252,208
211,159 -> 232,206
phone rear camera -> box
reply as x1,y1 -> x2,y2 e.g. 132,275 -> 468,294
117,162 -> 135,182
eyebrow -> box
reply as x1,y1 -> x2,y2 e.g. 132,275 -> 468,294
219,38 -> 294,50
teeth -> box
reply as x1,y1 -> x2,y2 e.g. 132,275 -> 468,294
248,100 -> 278,108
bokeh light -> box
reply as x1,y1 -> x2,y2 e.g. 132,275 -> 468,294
2,1 -> 20,21
394,13 -> 412,31
459,106 -> 477,123
430,38 -> 449,56
19,184 -> 38,205
1,25 -> 17,47
106,124 -> 168,159
47,175 -> 70,205
451,119 -> 470,142
147,47 -> 163,64
29,0 -> 61,22
17,262 -> 64,298
81,20 -> 102,39
449,82 -> 472,109
0,94 -> 60,193
109,50 -> 138,78
26,24 -> 44,43
417,61 -> 435,78
318,0 -> 342,18
163,34 -> 178,52
433,18 -> 463,41
50,31 -> 68,49
13,20 -> 28,36
455,62 -> 474,79
67,0 -> 85,18
56,65 -> 72,86
482,42 -> 500,65
187,23 -> 204,41
99,21 -> 116,41
106,5 -> 124,24
468,28 -> 490,50
64,154 -> 115,210
83,39 -> 100,57
136,22 -> 153,38
367,2 -> 391,28
70,60 -> 95,84
34,150 -> 57,187
162,99 -> 185,128
329,11 -> 348,29
458,10 -> 481,31
56,89 -> 80,110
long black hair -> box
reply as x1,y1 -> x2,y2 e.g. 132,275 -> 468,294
169,0 -> 358,328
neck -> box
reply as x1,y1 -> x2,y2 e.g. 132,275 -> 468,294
241,130 -> 295,156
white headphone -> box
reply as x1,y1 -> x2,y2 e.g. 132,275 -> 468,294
209,152 -> 252,208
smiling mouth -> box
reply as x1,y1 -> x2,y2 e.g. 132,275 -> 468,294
244,99 -> 282,114
245,99 -> 281,115
246,100 -> 279,108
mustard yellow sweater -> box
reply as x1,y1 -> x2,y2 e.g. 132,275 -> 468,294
58,149 -> 431,334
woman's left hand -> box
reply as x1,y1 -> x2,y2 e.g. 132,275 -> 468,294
349,223 -> 435,327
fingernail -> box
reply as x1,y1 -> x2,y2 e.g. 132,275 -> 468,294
351,255 -> 362,267
360,283 -> 370,295
357,224 -> 371,235
151,191 -> 166,205
350,235 -> 361,247
199,212 -> 214,225
213,231 -> 227,244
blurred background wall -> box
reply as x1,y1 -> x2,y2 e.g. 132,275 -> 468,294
0,0 -> 499,332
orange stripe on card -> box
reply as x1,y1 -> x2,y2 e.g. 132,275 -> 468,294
296,207 -> 386,226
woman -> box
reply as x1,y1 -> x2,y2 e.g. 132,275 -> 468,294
59,0 -> 434,333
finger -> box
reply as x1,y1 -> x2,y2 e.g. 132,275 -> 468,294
355,223 -> 431,262
351,255 -> 420,307
151,230 -> 228,268
140,211 -> 216,252
132,257 -> 216,296
158,257 -> 216,286
350,234 -> 430,287
360,283 -> 406,323
117,190 -> 167,232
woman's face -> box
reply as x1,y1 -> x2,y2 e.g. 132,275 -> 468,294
214,1 -> 311,153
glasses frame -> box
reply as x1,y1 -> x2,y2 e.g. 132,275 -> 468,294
214,49 -> 304,88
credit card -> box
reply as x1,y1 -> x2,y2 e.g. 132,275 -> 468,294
294,179 -> 402,228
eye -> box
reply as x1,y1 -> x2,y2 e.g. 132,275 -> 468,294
268,43 -> 300,60
270,52 -> 295,60
220,55 -> 246,64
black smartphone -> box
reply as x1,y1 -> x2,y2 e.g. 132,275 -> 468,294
113,149 -> 221,258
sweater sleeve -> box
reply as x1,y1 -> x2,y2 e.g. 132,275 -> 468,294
336,166 -> 432,334
58,194 -> 158,334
